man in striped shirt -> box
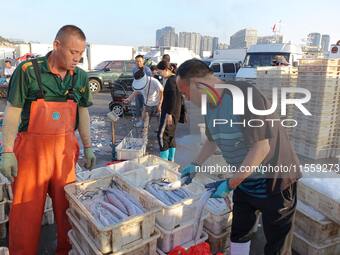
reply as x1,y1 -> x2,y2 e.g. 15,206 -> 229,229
177,59 -> 301,255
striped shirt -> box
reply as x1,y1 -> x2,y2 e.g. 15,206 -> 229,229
205,92 -> 267,198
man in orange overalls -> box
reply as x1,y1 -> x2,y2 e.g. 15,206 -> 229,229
0,25 -> 96,254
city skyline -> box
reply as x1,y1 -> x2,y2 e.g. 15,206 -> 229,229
1,0 -> 339,47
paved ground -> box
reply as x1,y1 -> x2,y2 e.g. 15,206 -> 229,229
0,92 -> 298,255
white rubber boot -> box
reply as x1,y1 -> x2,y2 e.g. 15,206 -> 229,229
230,241 -> 251,255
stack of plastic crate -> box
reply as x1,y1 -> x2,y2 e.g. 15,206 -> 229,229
293,171 -> 340,254
256,67 -> 298,136
290,59 -> 340,160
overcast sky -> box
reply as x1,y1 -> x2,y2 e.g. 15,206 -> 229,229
2,0 -> 339,46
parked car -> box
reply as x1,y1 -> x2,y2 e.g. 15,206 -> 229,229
87,60 -> 135,93
209,60 -> 241,80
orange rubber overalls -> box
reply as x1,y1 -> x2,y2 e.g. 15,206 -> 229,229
9,59 -> 79,255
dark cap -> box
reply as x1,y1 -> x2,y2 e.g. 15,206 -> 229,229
134,68 -> 145,80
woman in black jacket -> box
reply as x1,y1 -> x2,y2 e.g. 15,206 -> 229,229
156,60 -> 182,161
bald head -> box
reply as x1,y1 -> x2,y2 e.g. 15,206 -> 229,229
51,25 -> 86,71
55,25 -> 86,43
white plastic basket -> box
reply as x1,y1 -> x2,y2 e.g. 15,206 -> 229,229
116,137 -> 147,160
298,177 -> 340,225
295,200 -> 340,245
131,155 -> 180,172
156,212 -> 208,253
292,231 -> 340,255
68,210 -> 160,255
76,167 -> 115,181
205,227 -> 231,255
108,161 -> 145,176
118,165 -> 206,230
156,231 -> 209,255
64,175 -> 161,254
193,174 -> 233,235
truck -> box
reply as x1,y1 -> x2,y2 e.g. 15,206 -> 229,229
144,47 -> 200,66
86,44 -> 134,70
236,43 -> 303,81
213,48 -> 247,62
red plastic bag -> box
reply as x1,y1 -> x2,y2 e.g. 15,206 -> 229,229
168,246 -> 188,255
168,242 -> 215,255
187,242 -> 211,255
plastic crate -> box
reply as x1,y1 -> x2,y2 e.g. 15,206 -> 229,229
292,231 -> 340,255
68,217 -> 160,255
64,175 -> 161,254
116,137 -> 147,160
298,176 -> 340,225
156,211 -> 208,253
108,160 -> 145,176
156,231 -> 209,255
76,167 -> 115,181
295,201 -> 340,245
205,227 -> 231,255
119,165 -> 206,230
131,155 -> 180,172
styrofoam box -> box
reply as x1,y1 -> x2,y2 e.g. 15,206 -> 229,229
205,227 -> 231,255
76,167 -> 115,181
298,174 -> 340,225
292,231 -> 340,255
67,210 -> 160,255
116,137 -> 146,160
156,212 -> 208,253
131,155 -> 180,172
119,165 -> 206,230
64,175 -> 161,254
156,231 -> 209,255
295,200 -> 340,245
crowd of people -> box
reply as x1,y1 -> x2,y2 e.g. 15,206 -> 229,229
0,25 -> 300,255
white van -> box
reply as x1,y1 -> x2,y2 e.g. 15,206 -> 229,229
236,43 -> 303,80
209,60 -> 241,80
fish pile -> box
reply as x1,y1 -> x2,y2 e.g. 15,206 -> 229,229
82,186 -> 145,227
144,179 -> 191,206
207,198 -> 229,213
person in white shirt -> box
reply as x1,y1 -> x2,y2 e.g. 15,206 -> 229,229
4,60 -> 15,78
123,68 -> 163,128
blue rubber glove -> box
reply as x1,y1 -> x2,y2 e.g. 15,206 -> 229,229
180,163 -> 199,185
205,180 -> 232,198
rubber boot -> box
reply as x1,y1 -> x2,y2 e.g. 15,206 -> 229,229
230,241 -> 251,255
168,147 -> 176,162
160,150 -> 169,160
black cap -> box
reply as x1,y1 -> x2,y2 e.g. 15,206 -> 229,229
134,68 -> 145,80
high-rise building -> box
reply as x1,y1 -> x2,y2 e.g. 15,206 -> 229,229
307,33 -> 321,47
218,43 -> 229,50
200,36 -> 214,55
321,34 -> 330,52
229,28 -> 257,49
257,35 -> 283,44
178,32 -> 201,55
212,37 -> 219,51
156,27 -> 177,47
